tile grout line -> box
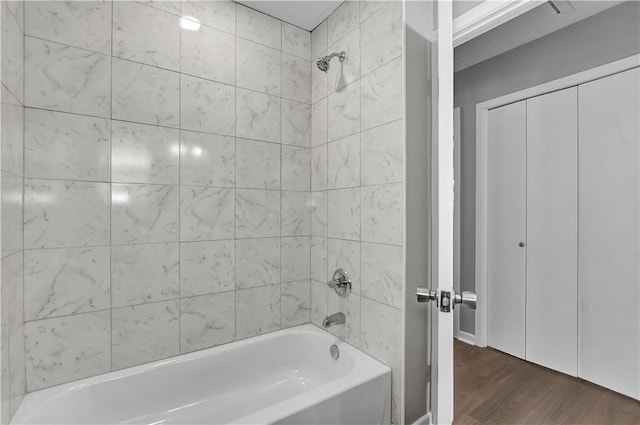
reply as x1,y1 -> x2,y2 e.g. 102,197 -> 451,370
177,0 -> 183,356
109,0 -> 114,373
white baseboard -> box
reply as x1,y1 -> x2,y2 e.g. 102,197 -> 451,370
411,412 -> 432,425
456,331 -> 476,346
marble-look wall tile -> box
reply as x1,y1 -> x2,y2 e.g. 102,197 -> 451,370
24,247 -> 110,321
180,292 -> 235,353
1,87 -> 23,176
180,186 -> 235,241
181,75 -> 235,135
236,285 -> 280,339
111,120 -> 179,185
282,146 -> 311,192
281,280 -> 311,327
362,243 -> 403,309
25,1 -> 111,54
328,81 -> 360,141
328,238 -> 361,294
2,251 -> 23,334
310,280 -> 328,327
281,236 -> 311,282
282,100 -> 311,147
361,119 -> 403,185
182,0 -> 235,33
236,89 -> 281,143
1,253 -> 14,422
5,0 -> 24,29
3,252 -> 24,410
328,134 -> 360,189
236,4 -> 281,50
359,1 -> 386,23
137,1 -> 180,15
111,184 -> 179,244
1,173 -> 23,257
282,54 -> 311,104
327,291 -> 360,346
311,145 -> 328,191
361,57 -> 403,131
327,188 -> 360,240
113,2 -> 180,71
327,27 -> 360,94
112,58 -> 179,127
25,311 -> 110,391
310,236 -> 328,283
328,1 -> 359,45
9,322 -> 25,414
111,243 -> 179,307
25,37 -> 110,118
281,191 -> 310,237
24,179 -> 110,249
180,131 -> 235,188
181,23 -> 235,85
311,54 -> 328,104
180,240 -> 234,297
361,298 -> 402,424
235,189 -> 280,238
361,183 -> 403,245
311,99 -> 328,147
236,38 -> 281,96
112,300 -> 179,370
2,364 -> 10,425
311,20 -> 328,60
310,191 -> 328,237
2,4 -> 25,102
235,238 -> 280,289
25,109 -> 110,182
282,23 -> 310,60
236,138 -> 280,190
360,1 -> 402,76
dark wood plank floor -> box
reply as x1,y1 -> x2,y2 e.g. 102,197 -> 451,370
454,340 -> 640,424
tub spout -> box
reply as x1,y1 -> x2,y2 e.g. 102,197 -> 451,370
323,312 -> 345,328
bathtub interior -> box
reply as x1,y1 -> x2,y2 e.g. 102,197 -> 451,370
12,325 -> 390,425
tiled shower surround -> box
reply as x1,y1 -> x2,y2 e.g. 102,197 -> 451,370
1,0 -> 27,421
1,0 -> 406,423
309,1 -> 405,422
20,0 -> 313,391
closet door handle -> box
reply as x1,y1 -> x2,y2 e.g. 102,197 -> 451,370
518,242 -> 525,247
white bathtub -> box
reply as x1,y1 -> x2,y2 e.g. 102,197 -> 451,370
12,324 -> 391,425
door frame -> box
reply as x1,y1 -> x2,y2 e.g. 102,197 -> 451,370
474,54 -> 640,347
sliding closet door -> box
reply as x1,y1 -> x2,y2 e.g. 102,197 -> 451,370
487,101 -> 526,359
578,68 -> 640,399
526,88 -> 578,376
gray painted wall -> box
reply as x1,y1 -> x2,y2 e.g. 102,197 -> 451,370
454,1 -> 640,334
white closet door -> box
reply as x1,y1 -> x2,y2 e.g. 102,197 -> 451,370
487,101 -> 526,359
526,88 -> 578,376
578,68 -> 640,400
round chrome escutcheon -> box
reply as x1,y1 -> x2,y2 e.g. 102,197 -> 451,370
330,344 -> 340,360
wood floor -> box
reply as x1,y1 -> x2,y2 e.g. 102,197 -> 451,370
454,340 -> 640,425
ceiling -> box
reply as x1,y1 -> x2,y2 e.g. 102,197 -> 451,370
236,1 -> 342,31
454,1 -> 624,72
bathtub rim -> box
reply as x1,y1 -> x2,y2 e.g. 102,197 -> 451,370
13,323 -> 391,424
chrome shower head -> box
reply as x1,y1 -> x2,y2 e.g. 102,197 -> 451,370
316,51 -> 346,73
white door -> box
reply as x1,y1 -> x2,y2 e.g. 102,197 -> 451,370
486,101 -> 527,359
526,88 -> 578,376
578,67 -> 640,399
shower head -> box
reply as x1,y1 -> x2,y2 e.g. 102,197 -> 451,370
316,51 -> 346,73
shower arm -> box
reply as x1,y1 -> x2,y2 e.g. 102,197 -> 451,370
326,51 -> 346,63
